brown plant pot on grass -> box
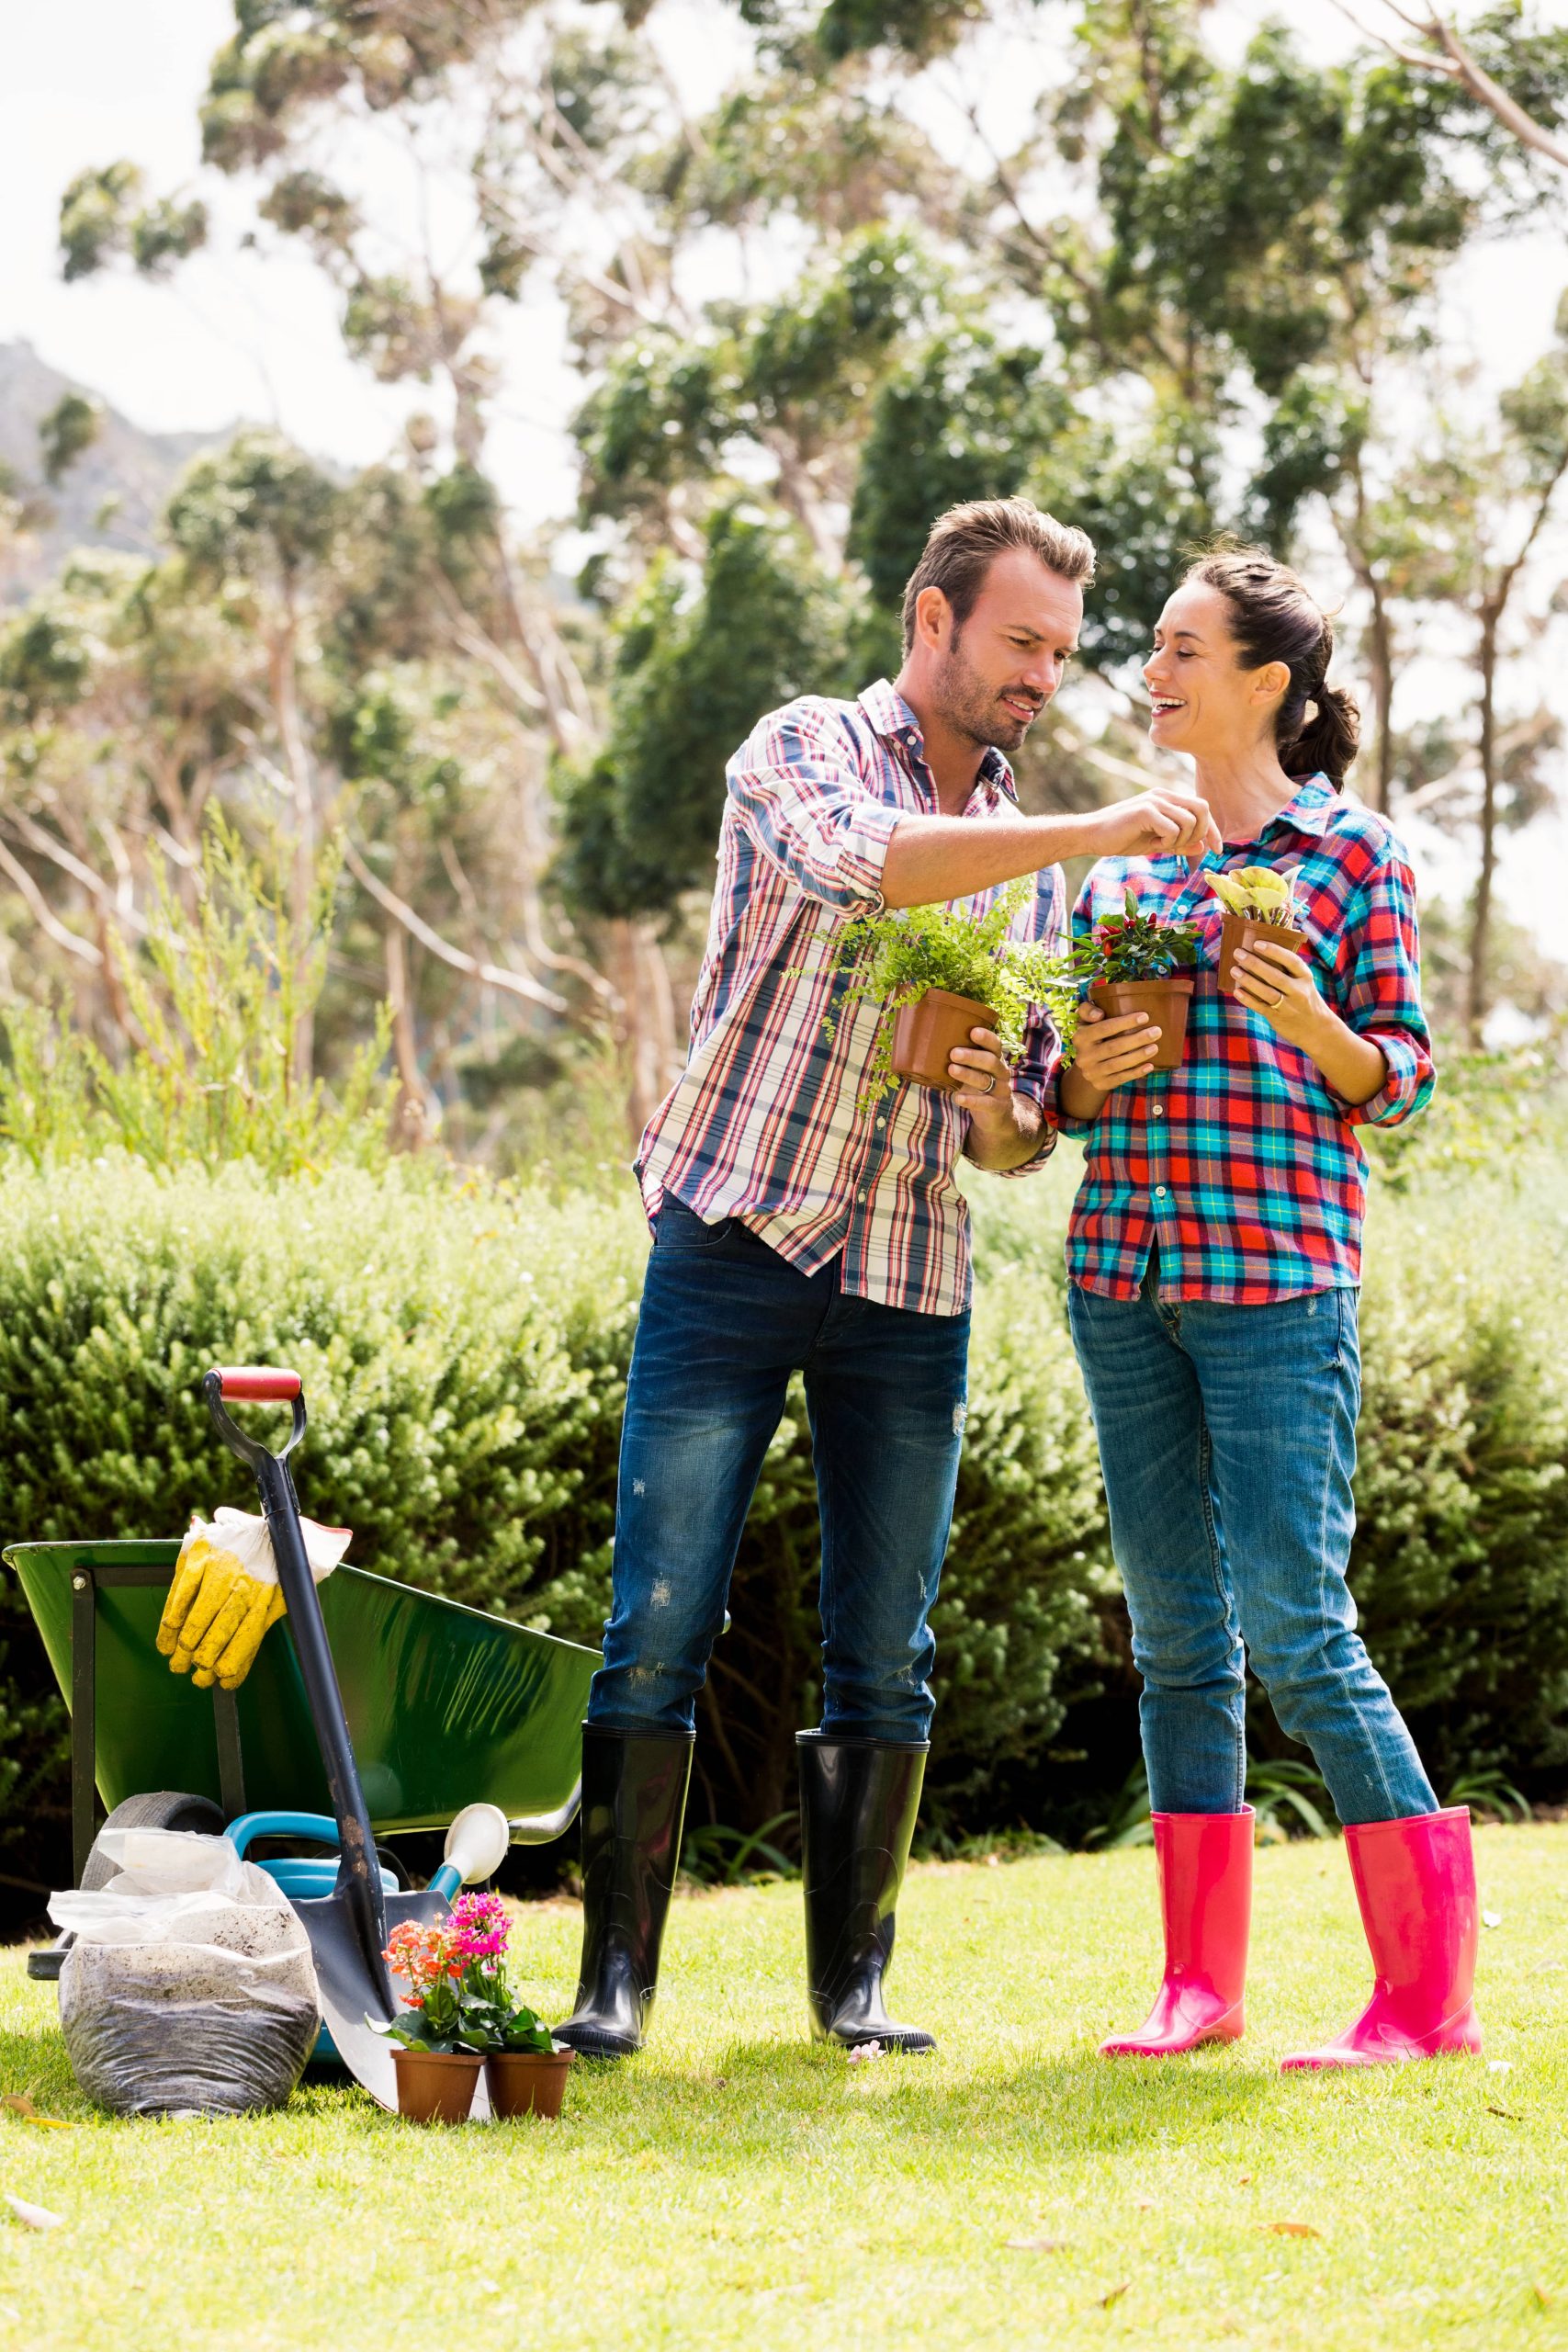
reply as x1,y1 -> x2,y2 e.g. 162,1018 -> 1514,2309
393,2047 -> 483,2125
1089,978 -> 1195,1072
1217,913 -> 1309,996
889,989 -> 995,1091
485,2048 -> 575,2120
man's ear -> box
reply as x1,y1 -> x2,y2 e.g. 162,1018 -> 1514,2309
915,583 -> 952,650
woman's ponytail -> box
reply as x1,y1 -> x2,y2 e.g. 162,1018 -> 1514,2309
1281,683 -> 1359,787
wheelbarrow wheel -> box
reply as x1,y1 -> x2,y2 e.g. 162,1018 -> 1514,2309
80,1790 -> 228,1889
29,1790 -> 227,1983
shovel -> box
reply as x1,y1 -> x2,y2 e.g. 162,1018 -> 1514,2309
204,1365 -> 456,2111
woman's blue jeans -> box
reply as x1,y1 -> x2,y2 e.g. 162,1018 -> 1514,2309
1067,1268 -> 1436,1826
588,1198 -> 970,1743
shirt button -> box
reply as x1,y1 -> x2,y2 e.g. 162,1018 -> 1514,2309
1151,1104 -> 1164,1118
857,1190 -> 867,1203
1155,1186 -> 1168,1199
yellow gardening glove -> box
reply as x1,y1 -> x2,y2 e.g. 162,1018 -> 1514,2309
157,1508 -> 351,1691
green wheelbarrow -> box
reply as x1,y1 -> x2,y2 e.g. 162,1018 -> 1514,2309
5,1365 -> 599,2108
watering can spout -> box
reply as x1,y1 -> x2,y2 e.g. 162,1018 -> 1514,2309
443,1803 -> 511,1887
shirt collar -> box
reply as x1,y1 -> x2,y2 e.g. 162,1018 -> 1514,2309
1258,774 -> 1337,840
859,678 -> 1019,807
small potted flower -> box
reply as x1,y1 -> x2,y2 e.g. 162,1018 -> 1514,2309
1210,865 -> 1309,995
823,878 -> 1081,1109
442,1892 -> 574,2121
1078,890 -> 1202,1070
378,1894 -> 573,2124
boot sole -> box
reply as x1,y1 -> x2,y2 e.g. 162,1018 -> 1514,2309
1099,2007 -> 1245,2059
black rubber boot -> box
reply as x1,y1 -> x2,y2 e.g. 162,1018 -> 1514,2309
553,1725 -> 695,2059
798,1731 -> 934,2052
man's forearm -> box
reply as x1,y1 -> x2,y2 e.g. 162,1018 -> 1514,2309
881,812 -> 1115,910
963,1093 -> 1049,1171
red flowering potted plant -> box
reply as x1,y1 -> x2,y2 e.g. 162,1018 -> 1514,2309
1078,889 -> 1202,1071
378,1893 -> 572,2124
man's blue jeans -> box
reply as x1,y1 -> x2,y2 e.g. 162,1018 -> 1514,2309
1067,1266 -> 1437,1826
588,1198 -> 970,1743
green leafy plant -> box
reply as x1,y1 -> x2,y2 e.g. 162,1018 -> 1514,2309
822,879 -> 1084,1106
1082,889 -> 1203,984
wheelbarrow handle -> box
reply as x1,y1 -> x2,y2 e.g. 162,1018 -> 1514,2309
217,1365 -> 302,1402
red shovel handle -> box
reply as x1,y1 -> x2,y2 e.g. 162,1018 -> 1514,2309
215,1365 -> 302,1402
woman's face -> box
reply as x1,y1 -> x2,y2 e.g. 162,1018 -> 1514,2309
1143,581 -> 1286,761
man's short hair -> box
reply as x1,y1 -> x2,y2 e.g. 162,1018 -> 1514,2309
900,497 -> 1095,657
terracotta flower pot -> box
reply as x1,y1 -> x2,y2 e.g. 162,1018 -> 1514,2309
1217,912 -> 1309,996
393,2047 -> 482,2125
1089,978 -> 1195,1072
485,2047 -> 575,2120
888,989 -> 995,1091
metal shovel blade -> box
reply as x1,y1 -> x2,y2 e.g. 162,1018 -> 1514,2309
293,1886 -> 494,2115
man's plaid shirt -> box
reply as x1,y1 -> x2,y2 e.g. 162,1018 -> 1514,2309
636,679 -> 1063,1318
1044,776 -> 1435,1305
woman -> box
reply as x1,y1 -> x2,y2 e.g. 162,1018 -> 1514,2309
1051,545 -> 1478,2072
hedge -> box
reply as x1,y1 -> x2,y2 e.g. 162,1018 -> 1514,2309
0,1136 -> 1563,1915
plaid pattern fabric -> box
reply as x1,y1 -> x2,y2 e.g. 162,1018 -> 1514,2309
637,679 -> 1064,1318
1045,777 -> 1435,1304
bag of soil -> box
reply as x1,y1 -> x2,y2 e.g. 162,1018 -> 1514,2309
50,1829 -> 321,2117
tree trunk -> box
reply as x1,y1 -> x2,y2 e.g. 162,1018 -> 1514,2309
605,917 -> 681,1142
1363,577 -> 1395,813
1467,609 -> 1501,1046
270,602 -> 316,1096
383,919 -> 434,1148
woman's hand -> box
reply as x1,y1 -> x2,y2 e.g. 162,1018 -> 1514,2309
1230,938 -> 1324,1050
1073,1003 -> 1161,1091
1233,937 -> 1389,1105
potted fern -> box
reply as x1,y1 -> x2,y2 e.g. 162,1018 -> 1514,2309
1210,865 -> 1310,995
1080,891 -> 1202,1071
824,880 -> 1080,1109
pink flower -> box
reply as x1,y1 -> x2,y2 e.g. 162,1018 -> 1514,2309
447,1889 -> 511,1963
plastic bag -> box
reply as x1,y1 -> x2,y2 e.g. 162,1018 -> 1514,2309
51,1830 -> 321,2118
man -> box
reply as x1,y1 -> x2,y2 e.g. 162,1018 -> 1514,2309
554,496 -> 1216,2059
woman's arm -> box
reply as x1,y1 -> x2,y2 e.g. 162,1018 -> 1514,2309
1231,941 -> 1388,1105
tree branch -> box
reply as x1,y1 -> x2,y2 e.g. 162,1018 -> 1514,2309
1333,2 -> 1568,171
341,834 -> 570,1014
0,841 -> 103,964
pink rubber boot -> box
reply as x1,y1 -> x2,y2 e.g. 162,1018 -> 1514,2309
1280,1805 -> 1482,2071
1100,1807 -> 1253,2057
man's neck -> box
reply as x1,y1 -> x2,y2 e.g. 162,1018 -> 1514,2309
891,669 -> 988,816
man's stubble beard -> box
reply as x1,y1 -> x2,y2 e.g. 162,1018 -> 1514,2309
931,634 -> 1035,753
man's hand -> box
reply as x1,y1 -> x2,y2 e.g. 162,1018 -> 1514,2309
950,1025 -> 1046,1170
1087,786 -> 1221,866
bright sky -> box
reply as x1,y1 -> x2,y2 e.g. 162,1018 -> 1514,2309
3,0 -> 1566,967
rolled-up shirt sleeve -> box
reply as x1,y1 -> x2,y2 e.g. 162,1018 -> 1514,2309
727,707 -> 902,910
1038,880 -> 1097,1139
1335,850 -> 1436,1129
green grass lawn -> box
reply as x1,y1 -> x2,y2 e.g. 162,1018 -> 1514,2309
3,1824 -> 1567,2350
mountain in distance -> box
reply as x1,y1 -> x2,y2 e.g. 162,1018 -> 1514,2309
0,340 -> 231,603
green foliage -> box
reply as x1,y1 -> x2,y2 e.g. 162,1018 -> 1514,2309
59,162 -> 208,282
552,501 -> 862,920
820,880 -> 1082,1105
37,392 -> 103,488
0,821 -> 392,1179
164,430 -> 340,589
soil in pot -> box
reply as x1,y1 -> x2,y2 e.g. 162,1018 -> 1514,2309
393,2047 -> 482,2125
1089,978 -> 1195,1073
889,989 -> 995,1091
485,2048 -> 575,2120
1217,913 -> 1309,996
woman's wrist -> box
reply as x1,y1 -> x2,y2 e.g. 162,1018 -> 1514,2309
1303,1002 -> 1388,1107
1058,1065 -> 1109,1122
